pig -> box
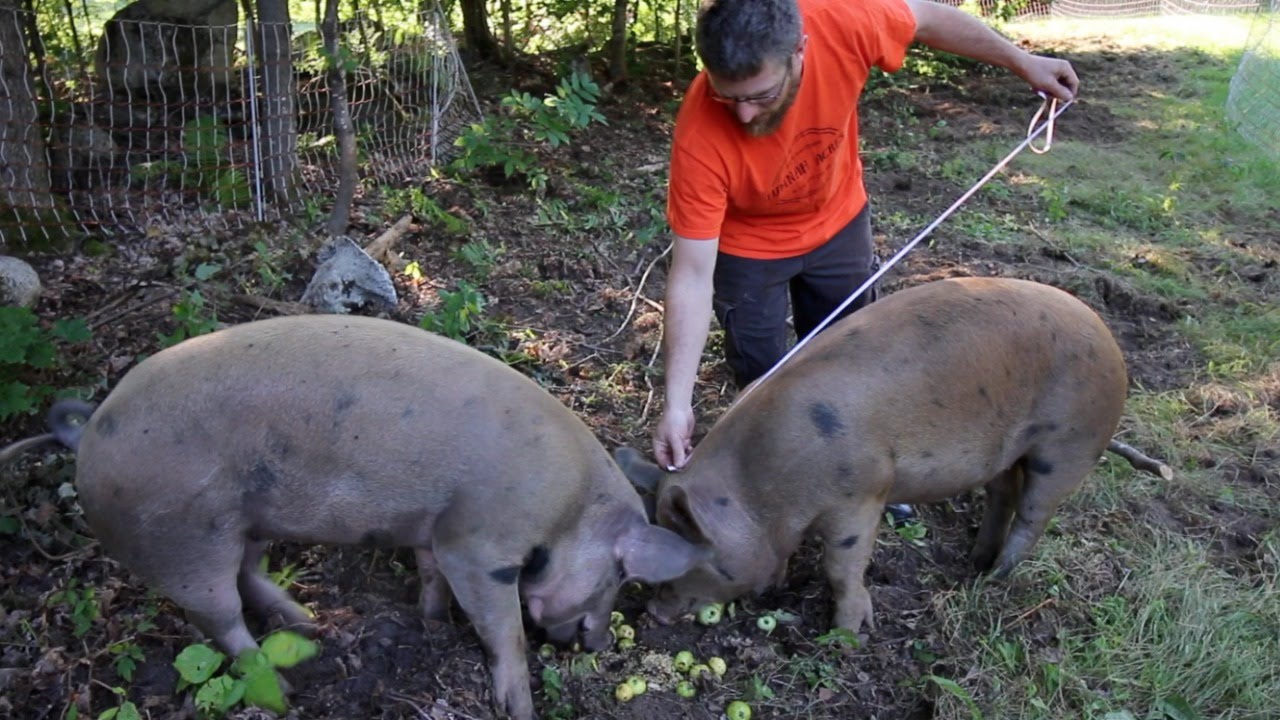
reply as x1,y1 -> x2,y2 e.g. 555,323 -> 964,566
616,277 -> 1128,634
21,314 -> 706,720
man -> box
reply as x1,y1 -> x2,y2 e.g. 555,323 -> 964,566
653,0 -> 1079,476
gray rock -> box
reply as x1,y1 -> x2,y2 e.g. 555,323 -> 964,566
300,236 -> 397,314
0,256 -> 42,308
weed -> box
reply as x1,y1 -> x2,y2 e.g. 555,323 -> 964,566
158,290 -> 218,349
174,631 -> 318,718
451,71 -> 607,190
48,578 -> 98,638
419,280 -> 497,342
0,307 -> 91,420
251,241 -> 294,294
454,239 -> 502,279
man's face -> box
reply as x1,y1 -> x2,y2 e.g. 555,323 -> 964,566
708,44 -> 804,137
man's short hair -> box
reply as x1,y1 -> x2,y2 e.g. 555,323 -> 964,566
696,0 -> 803,80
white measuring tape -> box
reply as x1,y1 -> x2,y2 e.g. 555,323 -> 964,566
735,93 -> 1073,403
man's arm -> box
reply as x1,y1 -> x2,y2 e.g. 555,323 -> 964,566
905,0 -> 1079,101
653,234 -> 719,470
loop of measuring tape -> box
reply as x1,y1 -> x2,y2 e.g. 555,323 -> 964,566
1028,91 -> 1057,154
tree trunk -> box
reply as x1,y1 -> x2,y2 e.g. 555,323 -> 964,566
607,0 -> 629,83
459,0 -> 501,61
255,0 -> 297,204
500,0 -> 512,56
322,0 -> 356,237
0,0 -> 54,241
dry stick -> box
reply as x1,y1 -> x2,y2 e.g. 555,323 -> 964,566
227,292 -> 312,316
1108,439 -> 1174,480
387,691 -> 483,720
88,287 -> 180,331
605,241 -> 672,342
637,326 -> 665,427
364,213 -> 415,265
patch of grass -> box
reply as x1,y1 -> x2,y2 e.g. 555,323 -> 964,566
935,531 -> 1280,720
1183,304 -> 1280,378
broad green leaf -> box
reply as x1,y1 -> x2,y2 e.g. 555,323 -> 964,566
174,644 -> 225,684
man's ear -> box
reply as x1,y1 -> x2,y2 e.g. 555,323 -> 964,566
614,521 -> 710,584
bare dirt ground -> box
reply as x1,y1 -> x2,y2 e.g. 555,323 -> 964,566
2,36 -> 1271,720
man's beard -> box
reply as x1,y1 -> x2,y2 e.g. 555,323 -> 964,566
744,77 -> 801,137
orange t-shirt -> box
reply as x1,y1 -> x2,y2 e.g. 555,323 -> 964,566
666,0 -> 916,259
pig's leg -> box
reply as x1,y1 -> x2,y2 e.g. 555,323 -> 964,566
237,539 -> 315,633
414,548 -> 454,622
817,499 -> 888,633
153,539 -> 259,657
970,466 -> 1022,572
990,452 -> 1093,579
434,543 -> 534,720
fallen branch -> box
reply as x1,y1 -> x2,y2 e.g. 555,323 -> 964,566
605,241 -> 672,342
364,214 -> 414,265
227,293 -> 313,316
1107,439 -> 1174,480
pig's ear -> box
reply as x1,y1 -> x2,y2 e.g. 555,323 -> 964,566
615,521 -> 709,584
656,485 -> 708,544
614,446 -> 664,494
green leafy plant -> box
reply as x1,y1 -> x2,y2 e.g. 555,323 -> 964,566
48,578 -> 99,637
251,241 -> 294,294
419,280 -> 495,342
454,239 -> 501,279
97,686 -> 142,720
0,307 -> 91,420
539,665 -> 575,720
158,290 -> 218,348
174,631 -> 318,718
451,71 -> 607,190
109,640 -> 146,682
384,186 -> 469,234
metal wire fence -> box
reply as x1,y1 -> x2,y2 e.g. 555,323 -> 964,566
959,0 -> 1262,20
1227,1 -> 1279,158
0,1 -> 481,246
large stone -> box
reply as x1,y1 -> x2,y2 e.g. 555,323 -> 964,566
0,256 -> 41,308
300,237 -> 397,315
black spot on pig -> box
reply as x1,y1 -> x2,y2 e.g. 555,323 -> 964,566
522,545 -> 551,580
715,497 -> 730,507
809,402 -> 845,439
401,405 -> 415,419
489,565 -> 521,585
921,450 -> 934,459
333,391 -> 357,429
1024,422 -> 1059,440
93,411 -> 117,438
978,386 -> 989,401
1027,457 -> 1055,475
839,534 -> 859,548
836,463 -> 854,482
361,530 -> 395,547
243,460 -> 278,494
714,564 -> 736,582
932,398 -> 946,409
265,430 -> 292,459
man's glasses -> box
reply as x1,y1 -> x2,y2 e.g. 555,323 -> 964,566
709,57 -> 793,107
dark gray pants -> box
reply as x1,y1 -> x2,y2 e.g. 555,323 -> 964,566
712,206 -> 879,389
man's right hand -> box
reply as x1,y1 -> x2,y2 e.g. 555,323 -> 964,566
653,405 -> 696,470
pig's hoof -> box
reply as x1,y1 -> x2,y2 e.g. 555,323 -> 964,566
970,547 -> 998,573
833,588 -> 875,633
